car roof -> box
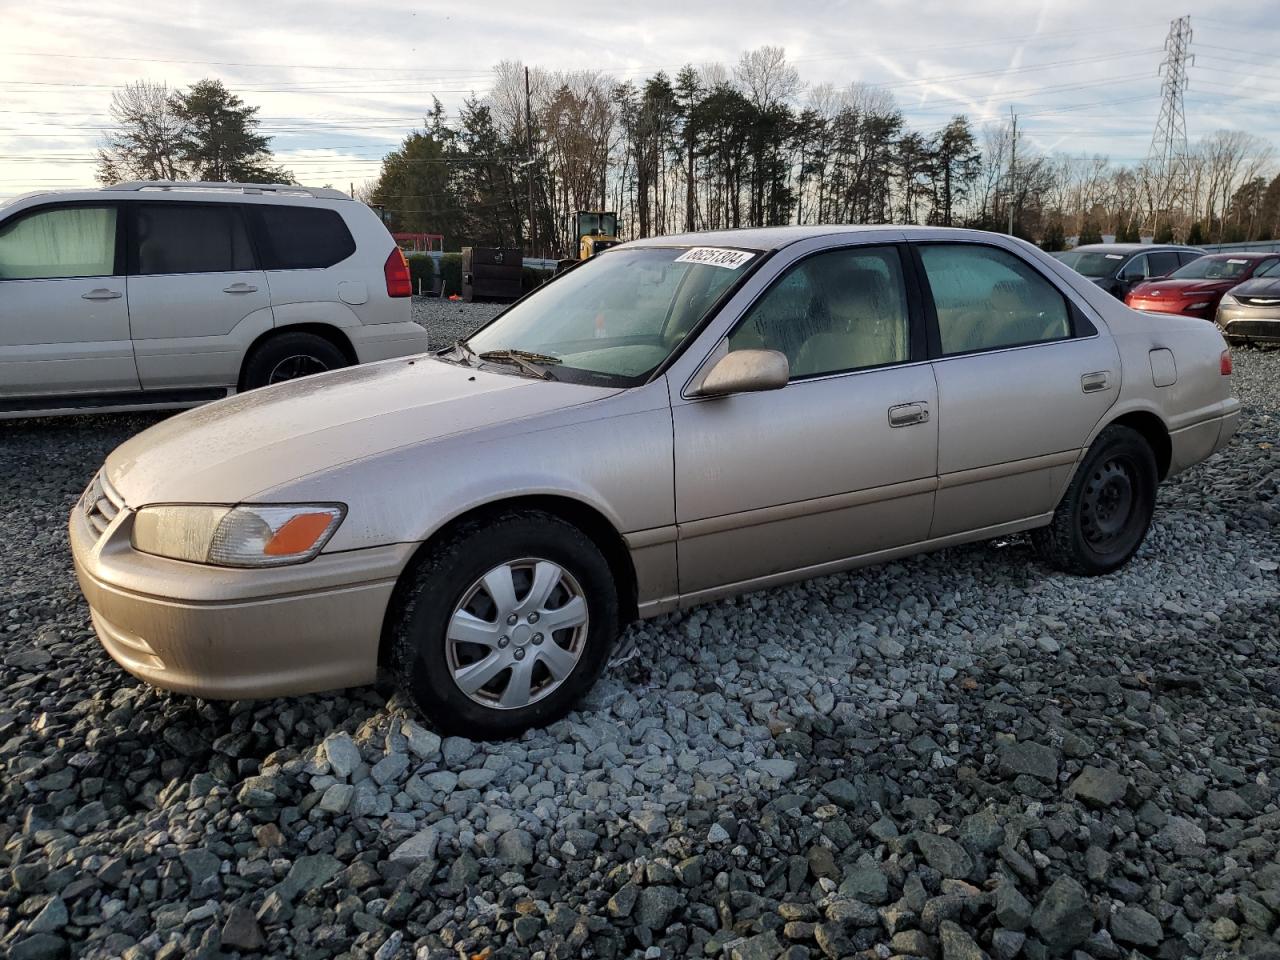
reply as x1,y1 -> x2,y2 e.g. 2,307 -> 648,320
625,224 -> 1010,252
1196,251 -> 1276,260
4,182 -> 351,207
1069,243 -> 1200,254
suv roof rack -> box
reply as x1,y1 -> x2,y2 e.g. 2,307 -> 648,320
103,180 -> 351,200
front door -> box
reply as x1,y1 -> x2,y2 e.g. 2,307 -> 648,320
125,202 -> 272,388
0,203 -> 137,399
913,241 -> 1121,538
671,243 -> 938,600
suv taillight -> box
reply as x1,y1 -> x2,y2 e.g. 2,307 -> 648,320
384,249 -> 412,298
1220,349 -> 1233,376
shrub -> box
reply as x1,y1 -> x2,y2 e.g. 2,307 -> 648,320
1154,222 -> 1175,244
1187,222 -> 1205,245
405,254 -> 435,295
438,253 -> 463,297
1040,220 -> 1066,252
1077,219 -> 1103,246
522,266 -> 553,293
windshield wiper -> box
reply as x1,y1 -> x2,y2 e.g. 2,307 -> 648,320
477,349 -> 561,380
449,340 -> 481,367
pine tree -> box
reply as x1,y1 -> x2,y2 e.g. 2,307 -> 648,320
172,79 -> 289,183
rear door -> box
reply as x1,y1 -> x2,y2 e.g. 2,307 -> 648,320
125,202 -> 272,388
1147,250 -> 1181,280
0,202 -> 137,399
914,241 -> 1120,538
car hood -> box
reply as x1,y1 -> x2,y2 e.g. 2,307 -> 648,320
106,358 -> 620,506
1130,278 -> 1235,297
1226,276 -> 1280,299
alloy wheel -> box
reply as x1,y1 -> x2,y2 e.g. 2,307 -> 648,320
267,354 -> 330,384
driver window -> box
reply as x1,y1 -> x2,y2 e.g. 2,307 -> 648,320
726,246 -> 910,378
1121,255 -> 1149,281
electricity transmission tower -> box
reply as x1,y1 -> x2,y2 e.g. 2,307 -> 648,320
1144,15 -> 1193,238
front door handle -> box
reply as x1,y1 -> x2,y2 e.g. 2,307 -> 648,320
1081,371 -> 1111,393
223,282 -> 258,294
888,402 -> 930,428
81,288 -> 122,300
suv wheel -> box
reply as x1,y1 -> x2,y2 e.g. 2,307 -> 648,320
388,510 -> 619,738
1031,425 -> 1158,575
241,331 -> 348,390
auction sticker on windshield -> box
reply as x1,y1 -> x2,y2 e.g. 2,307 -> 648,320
674,247 -> 754,269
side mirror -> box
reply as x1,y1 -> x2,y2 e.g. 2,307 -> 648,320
696,349 -> 789,397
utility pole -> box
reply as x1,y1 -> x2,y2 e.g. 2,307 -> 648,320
1145,15 -> 1193,238
1007,107 -> 1017,236
525,66 -> 537,258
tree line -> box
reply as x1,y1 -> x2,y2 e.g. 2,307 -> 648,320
93,50 -> 1279,253
372,48 -> 1278,254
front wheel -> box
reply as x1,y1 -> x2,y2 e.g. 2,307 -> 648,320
240,331 -> 348,390
387,510 -> 619,738
1031,425 -> 1158,576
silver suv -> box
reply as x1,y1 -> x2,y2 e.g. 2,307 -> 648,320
0,181 -> 429,418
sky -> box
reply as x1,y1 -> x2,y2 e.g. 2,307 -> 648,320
2,0 -> 1278,200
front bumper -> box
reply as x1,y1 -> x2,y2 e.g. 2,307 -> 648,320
69,477 -> 414,699
1217,306 -> 1280,342
1127,298 -> 1211,318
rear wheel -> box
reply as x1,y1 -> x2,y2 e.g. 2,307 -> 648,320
241,331 -> 348,390
388,510 -> 619,738
1032,425 -> 1158,575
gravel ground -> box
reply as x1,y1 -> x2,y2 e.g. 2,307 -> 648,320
411,298 -> 503,350
0,347 -> 1277,960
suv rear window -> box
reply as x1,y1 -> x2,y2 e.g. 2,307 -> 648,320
252,205 -> 356,270
133,204 -> 254,275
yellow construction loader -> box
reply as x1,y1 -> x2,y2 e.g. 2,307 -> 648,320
557,211 -> 620,272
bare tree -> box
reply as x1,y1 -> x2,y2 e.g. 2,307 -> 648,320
96,81 -> 184,183
735,46 -> 802,109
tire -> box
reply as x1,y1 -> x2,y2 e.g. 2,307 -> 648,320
240,331 -> 349,390
1031,424 -> 1158,576
387,510 -> 619,738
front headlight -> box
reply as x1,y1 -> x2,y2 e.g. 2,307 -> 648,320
1220,293 -> 1239,307
132,503 -> 345,567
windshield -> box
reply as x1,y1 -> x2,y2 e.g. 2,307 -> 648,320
1058,249 -> 1128,278
1170,256 -> 1254,280
466,245 -> 760,386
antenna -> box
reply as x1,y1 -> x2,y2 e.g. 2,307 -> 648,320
1145,15 -> 1194,238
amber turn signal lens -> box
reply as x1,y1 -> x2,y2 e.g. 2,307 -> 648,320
264,513 -> 339,555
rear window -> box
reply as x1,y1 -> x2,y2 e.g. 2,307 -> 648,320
252,205 -> 356,270
133,204 -> 254,275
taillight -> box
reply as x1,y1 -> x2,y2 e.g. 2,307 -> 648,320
1220,349 -> 1232,376
384,249 -> 412,298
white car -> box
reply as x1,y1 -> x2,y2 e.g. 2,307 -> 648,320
0,181 -> 430,418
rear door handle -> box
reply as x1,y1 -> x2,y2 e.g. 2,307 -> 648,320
223,282 -> 258,294
1081,371 -> 1111,393
888,402 -> 930,427
81,288 -> 122,300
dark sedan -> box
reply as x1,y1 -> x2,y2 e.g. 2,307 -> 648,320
1055,243 -> 1203,299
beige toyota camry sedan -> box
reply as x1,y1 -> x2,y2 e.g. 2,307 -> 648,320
71,226 -> 1240,737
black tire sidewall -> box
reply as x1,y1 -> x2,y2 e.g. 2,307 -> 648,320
1065,427 -> 1158,573
242,332 -> 348,390
392,514 -> 618,738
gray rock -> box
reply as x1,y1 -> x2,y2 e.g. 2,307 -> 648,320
1155,815 -> 1206,850
370,752 -> 409,785
389,827 -> 438,864
457,767 -> 496,790
996,883 -> 1033,931
730,931 -> 783,960
916,833 -> 975,879
756,757 -> 798,781
939,920 -> 988,960
221,904 -> 265,951
424,770 -> 459,793
1110,905 -> 1162,946
402,721 -> 441,759
496,828 -> 535,866
441,736 -> 476,765
273,853 -> 341,902
323,733 -> 362,778
996,740 -> 1059,783
839,863 -> 890,904
318,782 -> 354,814
1031,876 -> 1094,953
27,896 -> 68,934
990,929 -> 1025,960
635,885 -> 680,930
1067,766 -> 1129,807
9,934 -> 68,960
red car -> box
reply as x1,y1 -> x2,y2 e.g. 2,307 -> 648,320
1126,252 -> 1280,319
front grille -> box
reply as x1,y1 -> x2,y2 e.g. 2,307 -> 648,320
1224,320 -> 1280,340
1239,297 -> 1280,307
82,471 -> 125,539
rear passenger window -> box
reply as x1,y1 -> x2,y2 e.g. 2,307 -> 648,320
1147,251 -> 1180,277
133,205 -> 254,275
918,244 -> 1072,356
253,206 -> 356,270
